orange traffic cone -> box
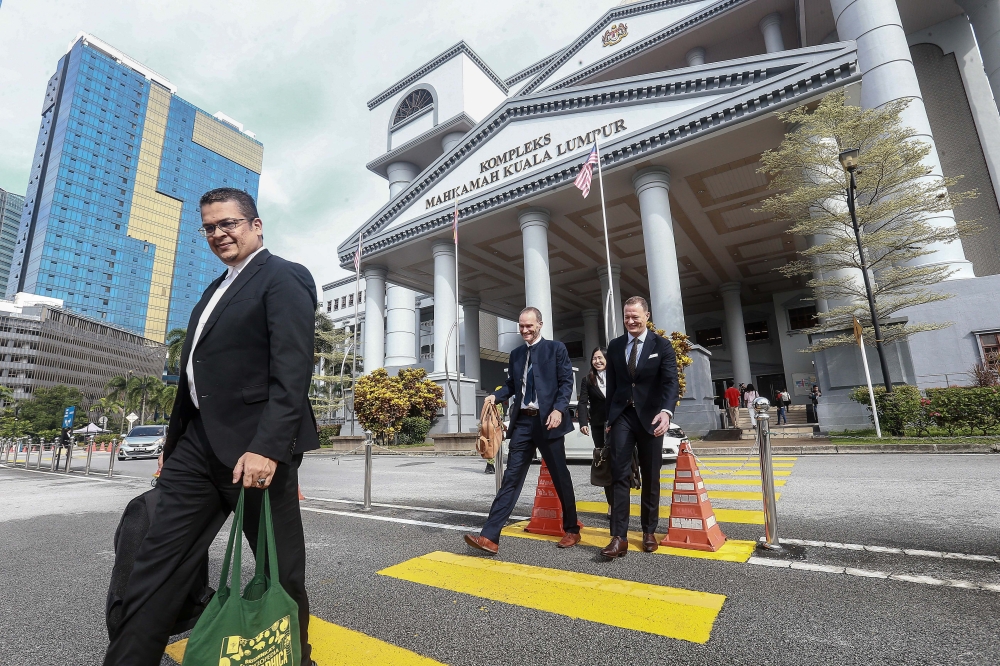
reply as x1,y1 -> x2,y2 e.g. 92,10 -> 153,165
524,459 -> 583,537
297,485 -> 305,501
660,441 -> 727,552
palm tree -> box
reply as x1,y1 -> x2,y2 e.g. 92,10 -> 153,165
106,374 -> 136,433
94,396 -> 123,431
127,376 -> 163,425
158,385 -> 177,420
165,328 -> 186,374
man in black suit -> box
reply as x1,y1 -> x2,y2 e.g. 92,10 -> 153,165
464,306 -> 581,554
601,296 -> 679,559
103,188 -> 320,665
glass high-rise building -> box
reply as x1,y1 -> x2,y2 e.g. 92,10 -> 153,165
8,33 -> 263,342
0,187 -> 24,286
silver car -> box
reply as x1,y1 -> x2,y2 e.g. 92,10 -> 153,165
118,425 -> 166,460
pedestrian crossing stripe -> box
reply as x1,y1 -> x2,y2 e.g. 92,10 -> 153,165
500,521 -> 756,563
662,469 -> 792,477
165,615 -> 444,665
632,488 -> 780,501
379,551 -> 727,644
701,462 -> 795,468
577,501 -> 765,525
698,456 -> 798,461
685,477 -> 788,487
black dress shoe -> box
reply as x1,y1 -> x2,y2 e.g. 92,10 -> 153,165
485,462 -> 495,474
600,536 -> 628,559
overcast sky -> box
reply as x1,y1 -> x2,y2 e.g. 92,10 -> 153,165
0,0 -> 612,289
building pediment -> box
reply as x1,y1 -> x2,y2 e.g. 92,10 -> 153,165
338,42 -> 858,268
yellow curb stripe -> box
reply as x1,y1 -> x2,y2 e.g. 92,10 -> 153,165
701,462 -> 795,468
379,551 -> 726,643
632,488 -> 779,501
577,501 -> 765,525
501,521 -> 756,563
697,456 -> 798,461
165,615 -> 444,665
662,469 -> 792,477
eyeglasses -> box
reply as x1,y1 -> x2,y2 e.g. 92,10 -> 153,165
199,218 -> 249,237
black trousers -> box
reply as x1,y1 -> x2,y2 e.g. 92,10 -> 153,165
480,414 -> 579,543
609,406 -> 663,538
103,415 -> 311,665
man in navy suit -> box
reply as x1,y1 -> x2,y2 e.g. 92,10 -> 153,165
601,296 -> 679,559
464,306 -> 581,554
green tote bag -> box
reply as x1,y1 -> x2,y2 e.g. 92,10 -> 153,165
183,489 -> 300,666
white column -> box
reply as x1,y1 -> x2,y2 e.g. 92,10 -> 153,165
518,207 -> 554,340
431,242 -> 457,374
759,13 -> 785,53
497,317 -> 521,353
685,47 -> 706,66
831,0 -> 974,278
719,282 -> 752,387
596,264 -> 623,341
957,0 -> 1000,108
461,297 -> 481,384
632,167 -> 685,334
441,131 -> 465,154
362,266 -> 387,374
387,161 -> 419,199
582,308 -> 600,357
384,285 -> 417,367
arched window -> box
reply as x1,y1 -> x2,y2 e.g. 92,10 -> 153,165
392,88 -> 433,126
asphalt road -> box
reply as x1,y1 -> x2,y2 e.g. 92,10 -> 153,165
1,451 -> 999,665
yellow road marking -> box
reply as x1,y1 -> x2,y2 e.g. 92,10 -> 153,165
697,456 -> 798,461
501,521 -> 756,562
165,615 -> 444,665
632,488 -> 778,501
701,462 -> 794,468
577,501 -> 765,525
662,469 -> 791,477
379,551 -> 726,643
696,477 -> 787,487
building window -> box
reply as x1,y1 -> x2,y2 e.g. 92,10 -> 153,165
788,306 -> 818,331
328,300 -> 333,312
392,88 -> 433,126
696,327 -> 723,348
745,321 -> 770,342
341,296 -> 347,309
348,293 -> 354,307
978,332 -> 1000,370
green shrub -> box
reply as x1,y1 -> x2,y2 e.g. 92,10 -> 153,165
95,433 -> 118,445
849,384 -> 921,436
398,417 -> 431,445
316,424 -> 342,445
926,386 -> 1000,435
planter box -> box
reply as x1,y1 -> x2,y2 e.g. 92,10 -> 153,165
431,433 -> 478,452
324,436 -> 366,452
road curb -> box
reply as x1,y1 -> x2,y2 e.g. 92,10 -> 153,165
692,443 -> 1000,455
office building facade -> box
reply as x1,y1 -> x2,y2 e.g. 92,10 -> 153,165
0,187 -> 24,289
8,33 -> 263,342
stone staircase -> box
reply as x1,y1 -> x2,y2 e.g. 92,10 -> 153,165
735,404 -> 816,439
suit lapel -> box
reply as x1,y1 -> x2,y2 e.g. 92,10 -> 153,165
197,249 -> 271,345
636,332 -> 656,377
179,271 -> 227,370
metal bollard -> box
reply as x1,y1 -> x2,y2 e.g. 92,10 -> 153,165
495,444 -> 504,494
107,442 -> 118,479
362,434 -> 373,511
753,397 -> 781,551
84,441 -> 94,476
63,441 -> 74,473
11,440 -> 20,467
51,442 -> 60,472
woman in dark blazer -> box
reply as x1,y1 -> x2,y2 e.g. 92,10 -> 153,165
578,347 -> 611,507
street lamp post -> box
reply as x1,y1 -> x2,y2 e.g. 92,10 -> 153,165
839,148 -> 893,393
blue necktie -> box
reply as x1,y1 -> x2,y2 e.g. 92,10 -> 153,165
523,348 -> 536,406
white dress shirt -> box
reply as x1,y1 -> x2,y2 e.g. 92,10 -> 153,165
520,336 -> 543,409
596,369 -> 606,397
186,246 -> 266,408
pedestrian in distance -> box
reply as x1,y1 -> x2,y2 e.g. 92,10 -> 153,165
600,296 -> 679,559
738,382 -> 747,408
723,382 -> 741,429
579,347 -> 611,512
775,389 -> 787,425
464,307 -> 581,555
809,384 -> 822,423
744,383 -> 759,427
103,189 -> 320,666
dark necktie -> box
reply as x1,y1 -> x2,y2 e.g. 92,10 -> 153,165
524,347 -> 536,405
628,337 -> 639,379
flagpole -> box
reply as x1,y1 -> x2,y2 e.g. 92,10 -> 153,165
351,229 -> 363,436
453,200 -> 463,434
594,138 -> 617,345
855,317 -> 882,438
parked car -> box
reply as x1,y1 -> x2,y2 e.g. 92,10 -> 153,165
118,425 -> 166,461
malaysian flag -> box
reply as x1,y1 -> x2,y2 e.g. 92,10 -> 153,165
573,144 -> 599,198
353,239 -> 362,271
452,204 -> 459,244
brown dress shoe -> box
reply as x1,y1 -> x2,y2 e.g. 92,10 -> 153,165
600,536 -> 628,559
557,532 -> 581,548
464,534 -> 499,554
643,533 -> 658,552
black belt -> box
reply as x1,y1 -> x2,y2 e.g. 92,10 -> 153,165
519,407 -> 539,417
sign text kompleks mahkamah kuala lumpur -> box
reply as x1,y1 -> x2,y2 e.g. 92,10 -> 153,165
424,119 -> 627,209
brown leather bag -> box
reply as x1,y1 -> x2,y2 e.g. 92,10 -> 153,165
477,401 -> 506,460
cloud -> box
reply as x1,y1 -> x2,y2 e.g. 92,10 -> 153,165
0,0 -> 610,289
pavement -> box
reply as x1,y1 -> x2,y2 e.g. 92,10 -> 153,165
2,450 -> 1000,665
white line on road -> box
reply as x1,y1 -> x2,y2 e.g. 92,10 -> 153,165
748,556 -> 1000,593
773,538 -> 999,563
304,496 -> 529,521
300,506 -> 477,532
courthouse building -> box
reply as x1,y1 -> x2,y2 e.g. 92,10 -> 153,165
338,0 -> 1000,433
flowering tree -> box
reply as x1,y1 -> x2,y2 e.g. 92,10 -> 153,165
645,322 -> 693,403
354,367 -> 445,444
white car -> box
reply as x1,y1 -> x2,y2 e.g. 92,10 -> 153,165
501,402 -> 687,462
118,425 -> 166,460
